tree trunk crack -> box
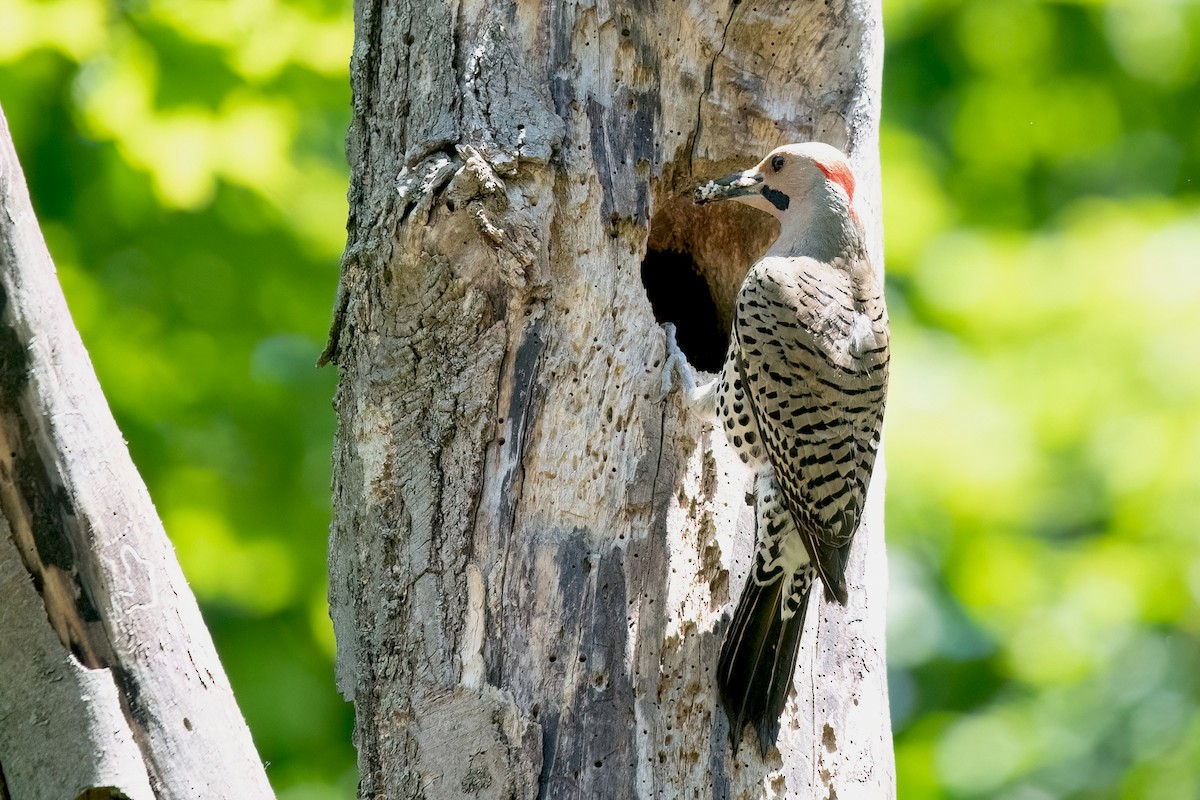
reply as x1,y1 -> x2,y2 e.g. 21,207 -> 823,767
484,322 -> 544,682
534,714 -> 559,800
688,0 -> 741,172
651,399 -> 671,508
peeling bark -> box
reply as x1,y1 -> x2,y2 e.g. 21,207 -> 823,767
327,1 -> 893,797
0,105 -> 273,800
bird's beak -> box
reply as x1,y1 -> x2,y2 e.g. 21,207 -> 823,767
693,168 -> 764,205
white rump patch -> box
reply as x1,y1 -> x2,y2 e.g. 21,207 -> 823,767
847,312 -> 876,359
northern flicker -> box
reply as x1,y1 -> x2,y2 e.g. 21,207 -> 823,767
663,142 -> 889,755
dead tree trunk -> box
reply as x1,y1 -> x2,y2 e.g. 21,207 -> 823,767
0,107 -> 274,799
324,0 -> 893,797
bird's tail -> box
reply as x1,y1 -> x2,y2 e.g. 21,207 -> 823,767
717,572 -> 811,756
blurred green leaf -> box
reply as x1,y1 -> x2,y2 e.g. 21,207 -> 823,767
0,0 -> 353,791
885,1 -> 1200,796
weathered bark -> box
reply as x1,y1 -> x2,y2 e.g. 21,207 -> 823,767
0,106 -> 274,799
326,0 -> 892,797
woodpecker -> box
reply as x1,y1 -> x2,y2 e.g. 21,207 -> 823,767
663,143 -> 889,755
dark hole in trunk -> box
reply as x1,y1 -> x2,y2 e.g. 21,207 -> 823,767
640,248 -> 727,373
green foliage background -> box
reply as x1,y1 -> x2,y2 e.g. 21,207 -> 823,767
1,0 -> 355,795
2,0 -> 1198,796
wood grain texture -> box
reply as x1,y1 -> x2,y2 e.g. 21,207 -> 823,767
327,0 -> 892,797
0,105 -> 273,800
0,516 -> 153,800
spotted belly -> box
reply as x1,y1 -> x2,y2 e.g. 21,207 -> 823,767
714,347 -> 767,467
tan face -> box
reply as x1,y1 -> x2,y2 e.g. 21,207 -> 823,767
693,143 -> 856,220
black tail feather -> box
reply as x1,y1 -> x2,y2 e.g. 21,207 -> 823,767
717,573 -> 811,756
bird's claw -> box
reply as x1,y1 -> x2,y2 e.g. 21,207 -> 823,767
660,322 -> 695,402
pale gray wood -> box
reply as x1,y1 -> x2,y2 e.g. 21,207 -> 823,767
0,516 -> 154,800
0,104 -> 274,799
326,0 -> 893,797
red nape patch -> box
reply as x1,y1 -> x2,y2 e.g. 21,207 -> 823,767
814,158 -> 856,200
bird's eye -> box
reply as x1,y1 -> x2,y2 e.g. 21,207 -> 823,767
771,155 -> 785,172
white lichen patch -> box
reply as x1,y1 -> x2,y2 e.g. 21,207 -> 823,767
396,156 -> 456,202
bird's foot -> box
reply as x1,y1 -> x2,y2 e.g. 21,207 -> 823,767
660,323 -> 697,402
660,324 -> 719,416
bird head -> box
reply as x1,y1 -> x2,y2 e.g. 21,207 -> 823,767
693,142 -> 858,224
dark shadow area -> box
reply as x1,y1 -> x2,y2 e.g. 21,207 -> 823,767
640,248 -> 727,372
639,194 -> 778,375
